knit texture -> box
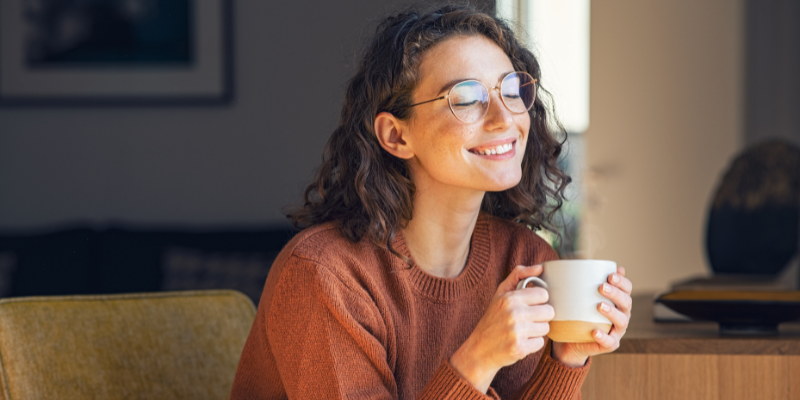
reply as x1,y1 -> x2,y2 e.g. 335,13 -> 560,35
231,212 -> 591,399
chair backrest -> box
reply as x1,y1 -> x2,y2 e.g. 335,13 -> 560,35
0,290 -> 256,400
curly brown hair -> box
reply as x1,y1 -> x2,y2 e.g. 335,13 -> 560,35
285,4 -> 571,258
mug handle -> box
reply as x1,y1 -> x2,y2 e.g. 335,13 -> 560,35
516,276 -> 549,291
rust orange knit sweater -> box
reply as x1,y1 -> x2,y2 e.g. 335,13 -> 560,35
231,212 -> 591,399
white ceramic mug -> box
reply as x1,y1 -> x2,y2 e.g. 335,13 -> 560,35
515,259 -> 617,343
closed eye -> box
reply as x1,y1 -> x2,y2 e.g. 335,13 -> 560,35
453,99 -> 481,107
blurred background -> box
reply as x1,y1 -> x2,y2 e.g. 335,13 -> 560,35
0,0 -> 798,302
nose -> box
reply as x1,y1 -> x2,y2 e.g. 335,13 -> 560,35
482,86 -> 514,132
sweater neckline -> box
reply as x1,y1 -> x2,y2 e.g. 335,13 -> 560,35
392,212 -> 492,302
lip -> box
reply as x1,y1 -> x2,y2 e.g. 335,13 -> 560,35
467,139 -> 517,160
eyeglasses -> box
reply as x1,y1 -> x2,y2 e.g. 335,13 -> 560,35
391,71 -> 537,123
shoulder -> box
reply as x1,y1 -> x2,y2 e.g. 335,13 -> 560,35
484,213 -> 559,263
266,221 -> 390,301
282,222 -> 381,269
283,221 -> 355,261
263,224 -> 388,349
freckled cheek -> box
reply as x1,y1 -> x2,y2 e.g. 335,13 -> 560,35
430,147 -> 449,166
416,133 -> 459,168
438,140 -> 463,167
436,125 -> 471,157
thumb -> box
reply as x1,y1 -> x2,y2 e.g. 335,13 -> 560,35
496,264 -> 543,295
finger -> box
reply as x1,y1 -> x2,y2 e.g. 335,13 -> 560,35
603,316 -> 629,342
527,303 -> 555,322
515,287 -> 550,306
523,321 -> 551,338
522,336 -> 546,355
592,328 -> 618,350
510,264 -> 544,284
498,265 -> 543,294
599,282 -> 633,313
617,266 -> 626,277
515,264 -> 543,279
607,273 -> 633,295
598,301 -> 630,332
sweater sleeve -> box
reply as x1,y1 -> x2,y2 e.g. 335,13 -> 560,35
267,255 -> 499,400
508,340 -> 591,400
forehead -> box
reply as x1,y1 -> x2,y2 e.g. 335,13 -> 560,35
416,35 -> 515,96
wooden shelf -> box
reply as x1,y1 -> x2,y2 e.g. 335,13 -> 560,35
617,294 -> 800,355
581,295 -> 800,400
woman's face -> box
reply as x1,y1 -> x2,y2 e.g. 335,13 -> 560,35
403,35 -> 530,194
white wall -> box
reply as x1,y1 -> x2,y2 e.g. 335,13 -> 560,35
581,0 -> 744,295
0,0 -> 400,229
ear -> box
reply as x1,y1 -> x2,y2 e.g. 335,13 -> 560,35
374,111 -> 415,160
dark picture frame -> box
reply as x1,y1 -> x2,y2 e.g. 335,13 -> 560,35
0,0 -> 233,106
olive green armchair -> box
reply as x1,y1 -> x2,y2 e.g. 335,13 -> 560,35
0,290 -> 256,400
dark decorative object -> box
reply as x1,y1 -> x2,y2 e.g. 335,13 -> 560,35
656,290 -> 800,336
705,140 -> 800,275
0,0 -> 232,105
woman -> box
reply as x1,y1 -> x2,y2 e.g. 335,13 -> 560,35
231,5 -> 633,400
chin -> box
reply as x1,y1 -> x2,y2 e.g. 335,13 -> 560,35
485,184 -> 519,193
482,174 -> 522,192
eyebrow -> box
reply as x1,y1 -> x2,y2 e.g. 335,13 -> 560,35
436,78 -> 468,96
435,71 -> 516,95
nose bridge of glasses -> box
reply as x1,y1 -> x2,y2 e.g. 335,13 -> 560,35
486,85 -> 504,104
485,85 -> 516,120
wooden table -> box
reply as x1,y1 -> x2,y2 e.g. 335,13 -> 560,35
580,295 -> 800,400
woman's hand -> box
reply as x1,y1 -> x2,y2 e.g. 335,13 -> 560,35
450,264 -> 553,393
551,266 -> 633,368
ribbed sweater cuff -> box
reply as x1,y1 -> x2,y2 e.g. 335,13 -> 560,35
417,360 -> 500,400
519,343 -> 591,400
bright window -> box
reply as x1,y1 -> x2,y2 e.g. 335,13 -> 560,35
497,0 -> 590,256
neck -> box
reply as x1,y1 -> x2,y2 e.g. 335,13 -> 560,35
401,174 -> 485,279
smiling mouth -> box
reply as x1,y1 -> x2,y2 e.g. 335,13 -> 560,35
468,141 -> 516,156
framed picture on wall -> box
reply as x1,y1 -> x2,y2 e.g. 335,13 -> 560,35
0,0 -> 232,106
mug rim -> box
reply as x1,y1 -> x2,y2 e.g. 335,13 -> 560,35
543,259 -> 616,265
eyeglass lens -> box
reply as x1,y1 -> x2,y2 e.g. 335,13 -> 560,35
448,72 -> 536,123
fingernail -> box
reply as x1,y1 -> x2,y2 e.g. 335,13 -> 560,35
600,302 -> 610,312
611,274 -> 620,283
603,283 -> 612,293
595,330 -> 603,338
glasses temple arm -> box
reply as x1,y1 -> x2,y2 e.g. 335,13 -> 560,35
390,95 -> 447,112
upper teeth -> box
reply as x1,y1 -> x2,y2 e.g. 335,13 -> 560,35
474,142 -> 513,155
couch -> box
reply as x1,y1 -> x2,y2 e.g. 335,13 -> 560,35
0,289 -> 255,400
